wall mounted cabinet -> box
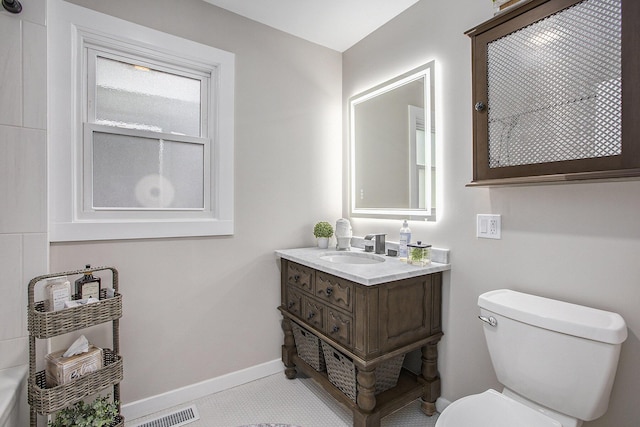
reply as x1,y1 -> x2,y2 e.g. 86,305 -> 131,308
466,0 -> 640,186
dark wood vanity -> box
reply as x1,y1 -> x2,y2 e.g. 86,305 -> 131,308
277,252 -> 445,427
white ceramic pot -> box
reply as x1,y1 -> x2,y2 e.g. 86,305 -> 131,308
317,237 -> 329,249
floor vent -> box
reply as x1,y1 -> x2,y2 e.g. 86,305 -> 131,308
129,404 -> 200,427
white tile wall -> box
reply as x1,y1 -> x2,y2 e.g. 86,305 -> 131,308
1,0 -> 46,26
0,235 -> 23,341
0,0 -> 48,371
0,337 -> 28,370
22,21 -> 47,130
0,14 -> 23,127
0,126 -> 47,233
23,233 -> 49,330
0,233 -> 47,370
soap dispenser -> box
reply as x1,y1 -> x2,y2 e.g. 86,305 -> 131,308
399,220 -> 411,260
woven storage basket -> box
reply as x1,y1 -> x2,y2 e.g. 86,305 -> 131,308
292,322 -> 326,371
29,294 -> 122,339
321,341 -> 405,402
29,349 -> 123,414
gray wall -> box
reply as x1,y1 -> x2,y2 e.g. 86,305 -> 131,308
51,0 -> 342,404
344,1 -> 640,426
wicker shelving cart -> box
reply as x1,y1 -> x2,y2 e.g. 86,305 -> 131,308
27,266 -> 123,427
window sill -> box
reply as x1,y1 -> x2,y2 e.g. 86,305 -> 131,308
50,218 -> 233,242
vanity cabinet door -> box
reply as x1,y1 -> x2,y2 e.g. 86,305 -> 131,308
286,262 -> 314,294
316,272 -> 354,313
378,274 -> 441,352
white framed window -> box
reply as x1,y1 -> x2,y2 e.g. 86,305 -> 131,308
48,0 -> 235,241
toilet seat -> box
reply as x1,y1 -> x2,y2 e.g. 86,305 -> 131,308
435,389 -> 562,427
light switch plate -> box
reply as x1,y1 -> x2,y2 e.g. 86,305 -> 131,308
477,214 -> 501,239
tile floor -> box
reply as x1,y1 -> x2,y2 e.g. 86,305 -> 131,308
126,372 -> 439,427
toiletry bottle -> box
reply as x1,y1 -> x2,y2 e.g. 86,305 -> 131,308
74,264 -> 101,300
46,277 -> 71,311
399,220 -> 412,260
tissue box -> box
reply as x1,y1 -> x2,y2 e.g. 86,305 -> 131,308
45,345 -> 103,387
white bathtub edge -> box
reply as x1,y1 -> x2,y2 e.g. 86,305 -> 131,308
0,364 -> 28,427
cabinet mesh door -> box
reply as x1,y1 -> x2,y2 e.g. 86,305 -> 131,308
486,0 -> 621,168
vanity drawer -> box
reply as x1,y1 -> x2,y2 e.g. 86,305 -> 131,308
315,272 -> 354,313
303,298 -> 325,330
287,262 -> 314,295
326,308 -> 353,348
285,287 -> 304,317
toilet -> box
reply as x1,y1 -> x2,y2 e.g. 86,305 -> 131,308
436,289 -> 627,427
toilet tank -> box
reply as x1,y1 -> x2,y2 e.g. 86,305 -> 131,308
478,289 -> 627,422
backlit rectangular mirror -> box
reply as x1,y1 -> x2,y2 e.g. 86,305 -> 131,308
349,61 -> 436,220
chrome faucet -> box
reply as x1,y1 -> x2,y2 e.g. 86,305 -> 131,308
364,234 -> 386,255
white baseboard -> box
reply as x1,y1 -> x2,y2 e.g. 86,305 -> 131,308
122,359 -> 284,421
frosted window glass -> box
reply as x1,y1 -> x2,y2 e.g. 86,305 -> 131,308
92,132 -> 204,209
96,57 -> 202,137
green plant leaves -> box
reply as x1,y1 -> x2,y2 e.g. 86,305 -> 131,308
48,395 -> 118,427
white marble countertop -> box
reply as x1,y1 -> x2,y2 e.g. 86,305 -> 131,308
275,247 -> 451,286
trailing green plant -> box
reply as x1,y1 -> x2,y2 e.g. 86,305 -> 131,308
313,221 -> 334,238
49,395 -> 119,427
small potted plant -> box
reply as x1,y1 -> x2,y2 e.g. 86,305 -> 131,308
49,395 -> 120,427
407,241 -> 432,267
313,221 -> 334,249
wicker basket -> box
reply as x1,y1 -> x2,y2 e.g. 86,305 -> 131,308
29,349 -> 123,414
291,322 -> 326,371
321,341 -> 405,402
29,294 -> 122,339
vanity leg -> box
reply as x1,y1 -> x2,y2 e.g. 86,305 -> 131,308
356,367 -> 377,411
352,409 -> 381,427
281,318 -> 297,379
420,341 -> 441,416
354,367 -> 378,427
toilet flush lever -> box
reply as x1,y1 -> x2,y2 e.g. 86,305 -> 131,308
478,315 -> 497,327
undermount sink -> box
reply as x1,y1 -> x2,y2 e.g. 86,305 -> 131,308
319,251 -> 385,265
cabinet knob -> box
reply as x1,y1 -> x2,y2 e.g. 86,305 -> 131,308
307,312 -> 315,320
325,287 -> 333,296
474,101 -> 486,112
331,325 -> 340,333
293,274 -> 300,282
288,301 -> 295,309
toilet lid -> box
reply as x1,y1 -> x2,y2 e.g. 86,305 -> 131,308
436,389 -> 562,427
